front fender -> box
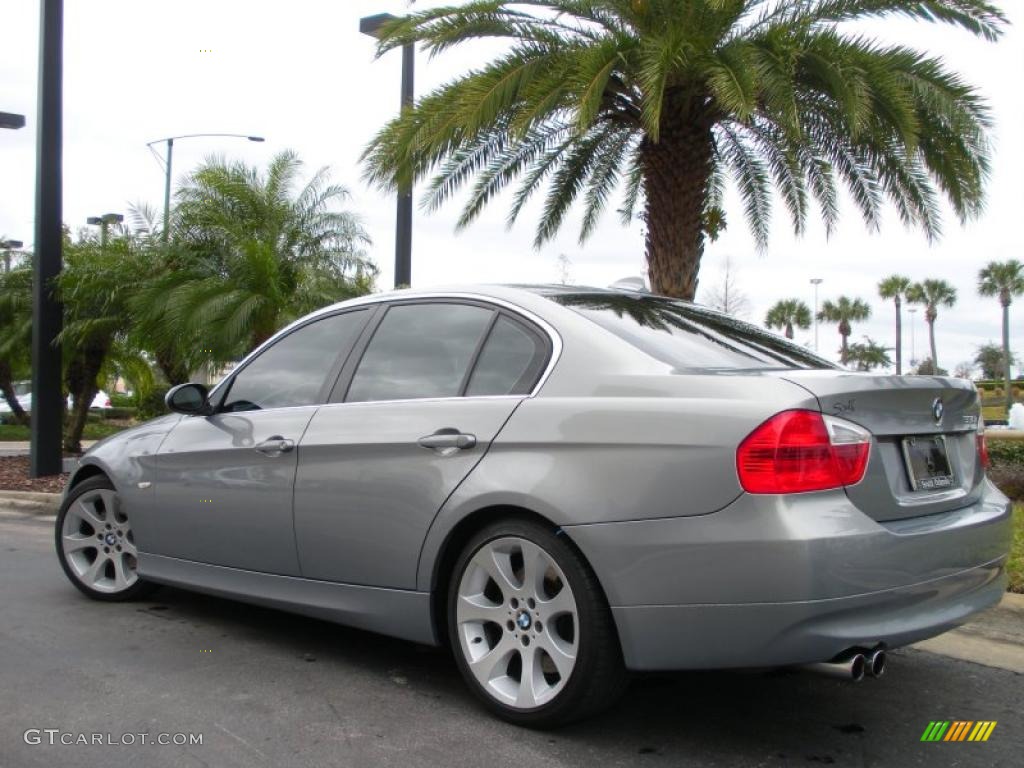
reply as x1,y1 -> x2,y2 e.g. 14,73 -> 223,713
65,415 -> 180,550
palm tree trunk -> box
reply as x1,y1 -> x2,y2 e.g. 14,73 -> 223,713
641,110 -> 713,300
64,386 -> 97,455
64,346 -> 106,454
156,349 -> 191,387
840,332 -> 849,365
928,318 -> 938,371
785,322 -> 793,339
894,297 -> 903,375
1002,299 -> 1012,413
0,360 -> 29,425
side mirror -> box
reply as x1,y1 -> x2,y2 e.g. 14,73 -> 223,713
165,383 -> 212,416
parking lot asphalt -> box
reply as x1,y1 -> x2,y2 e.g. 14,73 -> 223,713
1,506 -> 1021,768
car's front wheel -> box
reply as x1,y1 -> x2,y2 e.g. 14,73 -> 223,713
448,518 -> 626,727
55,476 -> 156,601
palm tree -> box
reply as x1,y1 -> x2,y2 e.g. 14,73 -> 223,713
846,337 -> 893,372
58,230 -> 156,453
817,296 -> 871,365
0,264 -> 32,424
765,299 -> 811,340
135,151 -> 376,367
907,279 -> 957,372
362,1 -> 1002,299
877,275 -> 912,375
978,260 -> 1024,411
975,342 -> 1015,381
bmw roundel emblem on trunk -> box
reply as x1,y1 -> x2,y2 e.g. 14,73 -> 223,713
932,398 -> 944,423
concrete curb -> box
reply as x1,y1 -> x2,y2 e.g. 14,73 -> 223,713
913,592 -> 1024,674
0,490 -> 61,515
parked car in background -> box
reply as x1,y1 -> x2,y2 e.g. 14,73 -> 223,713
0,384 -> 111,414
55,285 -> 1012,726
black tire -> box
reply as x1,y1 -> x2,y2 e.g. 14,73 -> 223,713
447,517 -> 627,727
55,475 -> 158,602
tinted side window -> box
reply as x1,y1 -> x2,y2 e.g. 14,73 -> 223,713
466,316 -> 546,396
346,303 -> 494,402
221,310 -> 369,412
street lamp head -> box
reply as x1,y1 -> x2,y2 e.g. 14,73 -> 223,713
0,111 -> 26,130
1,240 -> 24,249
360,12 -> 399,39
247,136 -> 265,142
87,214 -> 123,226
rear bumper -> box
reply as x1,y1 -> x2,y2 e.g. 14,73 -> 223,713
564,481 -> 1012,671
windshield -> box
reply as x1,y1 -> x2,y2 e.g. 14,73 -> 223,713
550,293 -> 835,371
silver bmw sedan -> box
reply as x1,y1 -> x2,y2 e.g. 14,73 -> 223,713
55,284 -> 1012,726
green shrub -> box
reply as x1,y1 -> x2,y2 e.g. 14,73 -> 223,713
135,387 -> 169,421
109,392 -> 134,407
103,407 -> 137,420
989,438 -> 1024,465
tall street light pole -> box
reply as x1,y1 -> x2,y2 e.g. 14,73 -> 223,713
907,307 -> 918,367
31,0 -> 64,477
1,239 -> 23,273
810,278 -> 823,352
146,133 -> 265,245
86,213 -> 123,249
361,12 -> 414,289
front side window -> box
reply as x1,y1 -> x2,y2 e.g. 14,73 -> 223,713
221,310 -> 369,412
346,303 -> 494,402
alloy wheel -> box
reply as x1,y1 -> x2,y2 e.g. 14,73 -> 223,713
60,488 -> 139,594
455,536 -> 578,709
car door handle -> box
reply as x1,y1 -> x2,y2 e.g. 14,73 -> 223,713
418,430 -> 477,452
254,436 -> 295,456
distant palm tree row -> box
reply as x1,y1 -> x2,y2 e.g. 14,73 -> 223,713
764,261 -> 1024,393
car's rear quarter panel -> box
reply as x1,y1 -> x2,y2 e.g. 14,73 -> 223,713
416,373 -> 818,590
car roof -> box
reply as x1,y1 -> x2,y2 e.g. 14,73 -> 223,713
316,282 -> 685,312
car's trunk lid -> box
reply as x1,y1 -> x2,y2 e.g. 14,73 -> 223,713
773,370 -> 983,521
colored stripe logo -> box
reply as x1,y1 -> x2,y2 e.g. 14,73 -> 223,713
921,721 -> 997,742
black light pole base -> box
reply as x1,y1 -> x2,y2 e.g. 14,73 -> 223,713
30,0 -> 64,478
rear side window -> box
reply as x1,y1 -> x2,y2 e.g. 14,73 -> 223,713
466,316 -> 547,396
221,309 -> 370,412
346,303 -> 494,402
551,294 -> 833,371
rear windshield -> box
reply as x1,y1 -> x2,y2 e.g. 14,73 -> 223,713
550,293 -> 835,371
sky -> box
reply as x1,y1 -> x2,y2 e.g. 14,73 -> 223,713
1,0 -> 1022,373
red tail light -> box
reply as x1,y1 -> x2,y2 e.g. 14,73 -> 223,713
976,417 -> 990,469
736,410 -> 871,494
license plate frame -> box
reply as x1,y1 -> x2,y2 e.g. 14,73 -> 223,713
901,435 -> 956,491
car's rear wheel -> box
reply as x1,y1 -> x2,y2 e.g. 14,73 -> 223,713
448,518 -> 626,727
55,476 -> 157,601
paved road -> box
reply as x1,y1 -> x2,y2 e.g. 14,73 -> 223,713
1,507 -> 1021,768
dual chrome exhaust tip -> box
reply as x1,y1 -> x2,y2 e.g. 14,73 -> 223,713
804,648 -> 886,682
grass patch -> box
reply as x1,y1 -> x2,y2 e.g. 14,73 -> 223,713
1009,504 -> 1024,594
0,421 -> 131,442
982,405 -> 1006,422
